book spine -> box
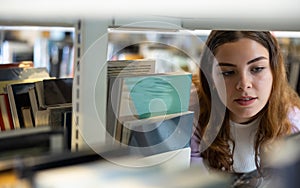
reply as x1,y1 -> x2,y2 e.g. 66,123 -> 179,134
28,87 -> 39,125
0,102 -> 5,131
0,94 -> 14,130
35,81 -> 46,110
4,94 -> 14,130
106,76 -> 122,143
121,123 -> 131,145
21,107 -> 34,128
7,84 -> 21,129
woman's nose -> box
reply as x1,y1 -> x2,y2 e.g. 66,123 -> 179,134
236,73 -> 252,91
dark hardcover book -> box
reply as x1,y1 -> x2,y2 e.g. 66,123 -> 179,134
62,111 -> 72,150
34,78 -> 72,110
47,106 -> 72,128
42,78 -> 73,108
7,82 -> 36,128
121,111 -> 194,156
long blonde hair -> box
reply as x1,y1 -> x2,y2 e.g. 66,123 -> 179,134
194,30 -> 300,172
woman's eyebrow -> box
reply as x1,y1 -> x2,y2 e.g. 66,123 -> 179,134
216,56 -> 268,67
217,62 -> 235,67
247,56 -> 268,65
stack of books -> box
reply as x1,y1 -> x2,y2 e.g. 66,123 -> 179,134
6,77 -> 73,130
106,59 -> 194,156
0,65 -> 72,137
0,65 -> 72,158
0,66 -> 51,131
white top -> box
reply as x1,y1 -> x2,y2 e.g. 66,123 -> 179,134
288,107 -> 300,132
228,109 -> 300,173
190,107 -> 300,173
229,118 -> 260,173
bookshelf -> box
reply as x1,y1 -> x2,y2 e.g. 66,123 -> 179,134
0,126 -> 66,165
1,15 -> 300,153
67,18 -> 198,172
0,3 -> 300,187
71,19 -> 112,150
0,74 -> 73,160
0,18 -> 201,170
0,19 -> 78,161
73,18 -> 191,140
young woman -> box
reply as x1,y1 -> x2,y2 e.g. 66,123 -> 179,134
191,31 -> 300,174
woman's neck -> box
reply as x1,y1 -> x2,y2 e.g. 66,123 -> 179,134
230,113 -> 262,124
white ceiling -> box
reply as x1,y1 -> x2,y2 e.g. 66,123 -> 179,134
0,0 -> 299,31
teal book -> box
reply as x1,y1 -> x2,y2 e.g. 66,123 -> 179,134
124,72 -> 192,118
106,72 -> 192,141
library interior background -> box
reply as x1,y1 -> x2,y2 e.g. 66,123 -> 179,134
0,18 -> 300,188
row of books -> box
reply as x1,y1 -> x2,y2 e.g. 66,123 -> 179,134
106,59 -> 194,155
0,66 -> 73,132
0,66 -> 49,131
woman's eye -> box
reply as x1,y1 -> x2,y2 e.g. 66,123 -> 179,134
251,67 -> 265,73
220,70 -> 234,76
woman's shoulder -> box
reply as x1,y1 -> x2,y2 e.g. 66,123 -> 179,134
288,107 -> 300,133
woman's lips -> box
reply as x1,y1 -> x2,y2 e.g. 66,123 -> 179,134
234,97 -> 257,106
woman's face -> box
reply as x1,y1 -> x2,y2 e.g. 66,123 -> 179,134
212,38 -> 273,123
